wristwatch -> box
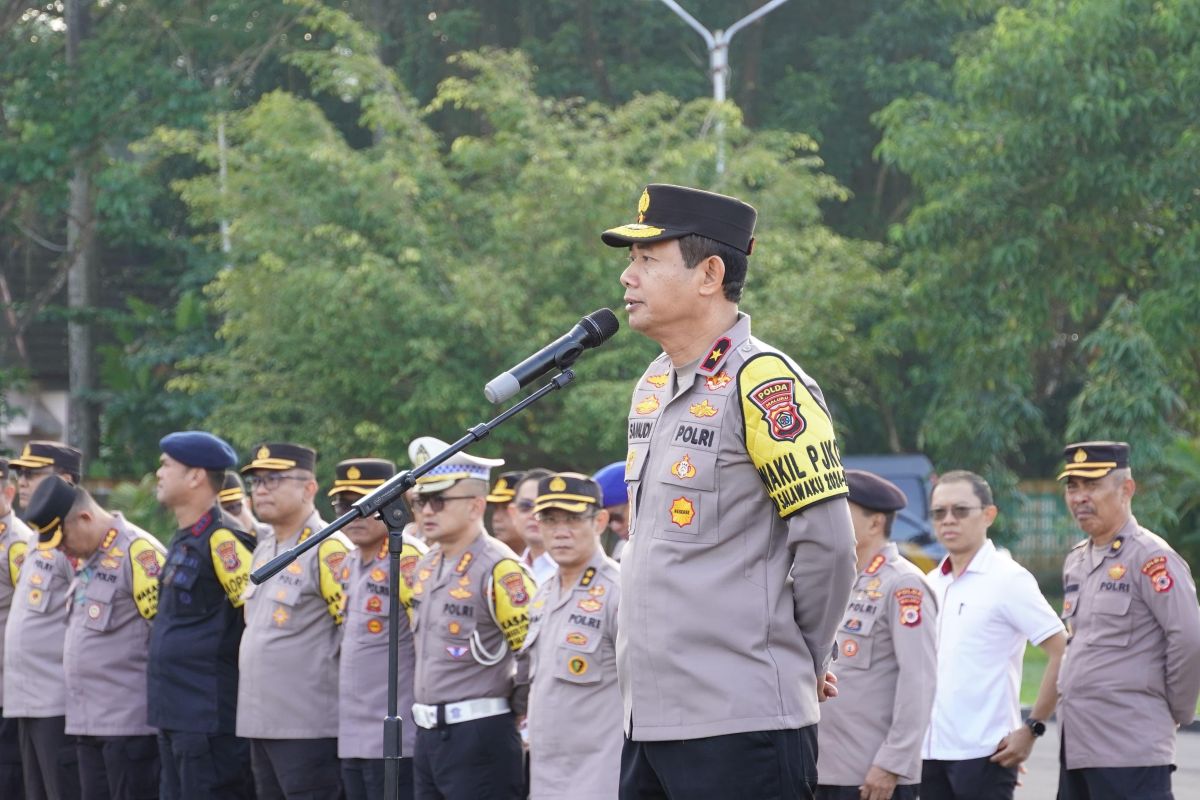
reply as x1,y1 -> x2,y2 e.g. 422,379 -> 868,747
1025,717 -> 1046,737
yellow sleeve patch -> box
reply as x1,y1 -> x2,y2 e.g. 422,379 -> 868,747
8,540 -> 28,587
738,353 -> 849,518
491,559 -> 535,652
129,537 -> 165,620
397,542 -> 425,625
318,538 -> 350,625
209,528 -> 253,608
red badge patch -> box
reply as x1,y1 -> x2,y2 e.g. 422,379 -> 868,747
367,618 -> 384,634
895,587 -> 923,627
699,337 -> 732,374
454,553 -> 473,575
842,639 -> 859,658
399,556 -> 419,583
366,595 -> 383,613
865,554 -> 886,575
746,377 -> 807,442
500,572 -> 529,606
216,541 -> 242,572
135,550 -> 161,578
1141,556 -> 1174,593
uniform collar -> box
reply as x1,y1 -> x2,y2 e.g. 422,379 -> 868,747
1090,515 -> 1138,563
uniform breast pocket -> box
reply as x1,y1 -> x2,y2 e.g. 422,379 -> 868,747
267,582 -> 302,607
1088,593 -> 1133,647
82,580 -> 118,632
556,632 -> 603,685
837,614 -> 878,670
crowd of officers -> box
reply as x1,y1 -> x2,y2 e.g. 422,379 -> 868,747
0,183 -> 1198,800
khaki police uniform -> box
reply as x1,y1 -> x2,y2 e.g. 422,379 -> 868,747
619,312 -> 856,740
0,506 -> 32,796
1058,516 -> 1200,770
65,512 -> 166,798
522,549 -> 621,800
817,541 -> 938,794
405,440 -> 537,800
238,510 -> 349,789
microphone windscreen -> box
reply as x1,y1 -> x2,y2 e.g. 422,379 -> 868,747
585,308 -> 620,345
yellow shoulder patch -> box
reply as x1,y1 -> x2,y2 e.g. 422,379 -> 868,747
318,538 -> 350,625
738,353 -> 848,518
209,528 -> 253,608
397,541 -> 426,624
8,540 -> 28,587
491,559 -> 535,652
129,537 -> 165,620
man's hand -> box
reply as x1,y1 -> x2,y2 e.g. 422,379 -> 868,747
818,671 -> 838,702
859,765 -> 899,800
989,725 -> 1036,768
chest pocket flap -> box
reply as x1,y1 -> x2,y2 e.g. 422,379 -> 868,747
267,581 -> 302,607
836,634 -> 874,670
1088,592 -> 1133,647
82,579 -> 118,631
85,578 -> 118,603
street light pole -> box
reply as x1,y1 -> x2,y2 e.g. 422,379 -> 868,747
657,0 -> 791,174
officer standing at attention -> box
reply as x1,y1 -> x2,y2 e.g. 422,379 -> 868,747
486,471 -> 526,554
1056,441 -> 1200,800
26,475 -> 165,799
0,457 -> 32,797
816,470 -> 937,800
407,439 -> 537,800
518,473 -> 622,800
238,442 -> 349,800
330,457 -> 426,800
150,431 -> 256,799
5,441 -> 84,800
602,184 -> 857,797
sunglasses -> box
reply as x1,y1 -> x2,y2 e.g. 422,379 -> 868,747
931,504 -> 984,522
411,494 -> 478,513
245,474 -> 308,492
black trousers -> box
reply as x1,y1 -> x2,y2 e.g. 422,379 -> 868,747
413,713 -> 522,800
1058,764 -> 1173,799
17,716 -> 80,800
341,757 -> 414,800
620,726 -> 819,800
0,710 -> 24,799
158,730 -> 254,800
921,757 -> 1017,800
816,784 -> 920,799
76,734 -> 160,800
250,737 -> 343,800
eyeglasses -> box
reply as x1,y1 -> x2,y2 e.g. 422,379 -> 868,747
513,500 -> 536,513
534,512 -> 596,529
331,499 -> 357,516
245,474 -> 308,491
15,467 -> 52,481
221,501 -> 245,516
931,505 -> 984,522
410,494 -> 478,513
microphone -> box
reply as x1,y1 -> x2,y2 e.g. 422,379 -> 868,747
484,309 -> 620,403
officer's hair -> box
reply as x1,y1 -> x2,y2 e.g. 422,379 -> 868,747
882,511 -> 895,538
1109,467 -> 1132,483
934,470 -> 994,507
678,234 -> 747,303
205,469 -> 225,494
66,486 -> 98,516
513,468 -> 553,494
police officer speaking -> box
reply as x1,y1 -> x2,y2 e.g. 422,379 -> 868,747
1056,441 -> 1200,800
604,184 -> 857,798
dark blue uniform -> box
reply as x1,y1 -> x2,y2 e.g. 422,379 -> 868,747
148,506 -> 255,800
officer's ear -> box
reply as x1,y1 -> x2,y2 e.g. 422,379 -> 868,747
696,254 -> 726,299
593,508 -> 609,534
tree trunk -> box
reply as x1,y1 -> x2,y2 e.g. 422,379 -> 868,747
66,0 -> 98,466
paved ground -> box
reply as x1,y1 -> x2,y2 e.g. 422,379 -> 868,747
1018,720 -> 1200,799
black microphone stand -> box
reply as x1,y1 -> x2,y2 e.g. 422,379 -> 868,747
250,369 -> 577,800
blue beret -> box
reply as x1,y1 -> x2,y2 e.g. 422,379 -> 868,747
160,431 -> 238,470
592,461 -> 628,509
845,469 -> 907,513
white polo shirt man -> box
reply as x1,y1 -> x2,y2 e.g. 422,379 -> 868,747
920,471 -> 1066,800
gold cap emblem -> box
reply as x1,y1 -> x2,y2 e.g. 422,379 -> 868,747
20,444 -> 32,459
549,476 -> 567,492
257,446 -> 270,460
637,188 -> 650,223
1073,448 -> 1087,463
347,466 -> 361,480
414,445 -> 430,466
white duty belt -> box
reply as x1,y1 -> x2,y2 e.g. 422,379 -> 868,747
411,697 -> 510,729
